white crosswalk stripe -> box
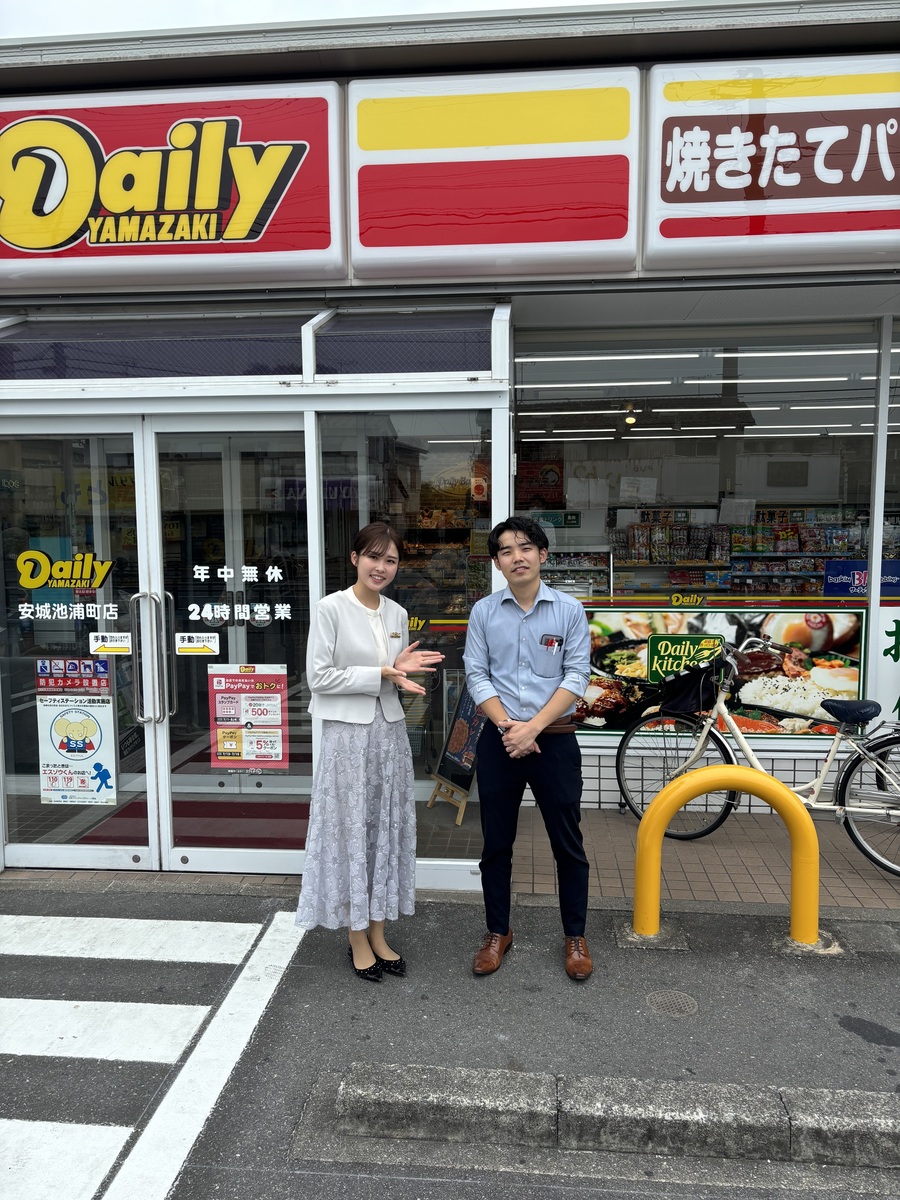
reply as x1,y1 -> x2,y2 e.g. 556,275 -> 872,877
0,915 -> 261,962
0,997 -> 209,1062
0,907 -> 302,1200
1,1119 -> 131,1200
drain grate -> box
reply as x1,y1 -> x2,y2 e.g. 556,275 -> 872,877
646,989 -> 699,1017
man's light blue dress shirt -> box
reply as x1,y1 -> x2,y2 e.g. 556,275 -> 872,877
463,581 -> 590,721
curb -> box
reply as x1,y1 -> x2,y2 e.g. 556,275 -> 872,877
336,1063 -> 900,1169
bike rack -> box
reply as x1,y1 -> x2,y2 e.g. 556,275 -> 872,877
633,765 -> 820,946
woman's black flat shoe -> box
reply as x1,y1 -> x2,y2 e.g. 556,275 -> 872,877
374,953 -> 406,977
347,945 -> 382,982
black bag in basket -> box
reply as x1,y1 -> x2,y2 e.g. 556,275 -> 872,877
658,657 -> 722,716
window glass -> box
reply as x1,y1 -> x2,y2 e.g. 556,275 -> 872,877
319,409 -> 492,808
314,310 -> 492,375
514,326 -> 878,605
0,316 -> 308,379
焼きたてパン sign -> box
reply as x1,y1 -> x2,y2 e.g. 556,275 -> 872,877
348,67 -> 640,278
645,52 -> 900,269
0,84 -> 346,287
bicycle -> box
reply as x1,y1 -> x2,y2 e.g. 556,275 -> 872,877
614,636 -> 900,879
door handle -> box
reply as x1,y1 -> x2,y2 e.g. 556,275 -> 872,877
164,590 -> 177,717
149,592 -> 167,724
234,590 -> 246,627
128,591 -> 151,725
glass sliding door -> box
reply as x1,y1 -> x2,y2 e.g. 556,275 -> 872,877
154,432 -> 311,870
1,430 -> 155,866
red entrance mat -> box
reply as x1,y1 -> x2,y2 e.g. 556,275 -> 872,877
78,798 -> 309,850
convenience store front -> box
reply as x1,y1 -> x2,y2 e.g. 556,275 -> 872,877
0,49 -> 898,879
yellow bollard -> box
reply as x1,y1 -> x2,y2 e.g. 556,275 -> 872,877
633,764 -> 820,945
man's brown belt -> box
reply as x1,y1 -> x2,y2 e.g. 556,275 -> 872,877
539,717 -> 578,734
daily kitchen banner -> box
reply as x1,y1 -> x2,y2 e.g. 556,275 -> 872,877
0,84 -> 346,289
644,53 -> 900,270
348,68 -> 640,278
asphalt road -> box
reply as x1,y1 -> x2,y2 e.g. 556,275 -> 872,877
1,880 -> 898,1200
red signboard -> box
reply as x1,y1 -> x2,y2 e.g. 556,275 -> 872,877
0,84 -> 346,286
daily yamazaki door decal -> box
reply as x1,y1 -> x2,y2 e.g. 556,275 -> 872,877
0,84 -> 346,288
349,69 -> 640,278
644,54 -> 900,270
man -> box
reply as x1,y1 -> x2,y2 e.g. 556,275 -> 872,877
463,516 -> 592,981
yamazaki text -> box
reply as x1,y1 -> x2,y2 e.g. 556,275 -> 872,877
0,117 -> 308,251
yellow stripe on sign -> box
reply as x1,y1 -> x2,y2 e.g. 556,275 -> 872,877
357,88 -> 631,151
664,72 -> 900,102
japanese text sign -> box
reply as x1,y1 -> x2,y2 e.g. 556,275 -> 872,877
0,84 -> 346,289
645,53 -> 900,269
207,664 -> 289,771
349,67 -> 640,278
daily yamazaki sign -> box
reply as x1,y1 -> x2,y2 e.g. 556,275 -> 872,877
0,84 -> 346,286
0,55 -> 897,289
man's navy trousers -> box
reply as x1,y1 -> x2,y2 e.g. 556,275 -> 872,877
475,721 -> 590,937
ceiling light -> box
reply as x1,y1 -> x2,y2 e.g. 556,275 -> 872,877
623,434 -> 717,440
860,374 -> 900,381
682,376 -> 848,385
520,427 -> 617,434
790,404 -> 875,410
724,431 -> 869,438
515,353 -> 700,363
525,409 -> 630,416
652,406 -> 778,413
715,349 -> 877,358
426,438 -> 491,444
692,425 -> 738,430
750,423 -> 853,430
515,380 -> 672,390
520,435 -> 614,442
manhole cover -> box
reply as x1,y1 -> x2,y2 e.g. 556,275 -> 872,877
646,989 -> 699,1017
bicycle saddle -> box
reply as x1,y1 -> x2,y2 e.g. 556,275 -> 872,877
820,698 -> 881,724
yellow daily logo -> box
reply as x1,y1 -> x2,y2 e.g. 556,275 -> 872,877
17,550 -> 113,590
0,117 -> 308,251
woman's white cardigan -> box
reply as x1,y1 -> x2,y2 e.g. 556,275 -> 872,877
306,588 -> 409,723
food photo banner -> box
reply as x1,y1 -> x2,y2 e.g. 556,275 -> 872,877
576,606 -> 865,737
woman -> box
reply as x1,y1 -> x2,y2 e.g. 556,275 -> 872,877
296,522 -> 444,981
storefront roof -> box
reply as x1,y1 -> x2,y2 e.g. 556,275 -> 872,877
1,2 -> 897,94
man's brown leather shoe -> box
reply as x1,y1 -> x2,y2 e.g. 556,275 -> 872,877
472,930 -> 513,975
564,936 -> 593,981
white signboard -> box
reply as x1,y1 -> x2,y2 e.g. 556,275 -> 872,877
645,53 -> 900,270
349,67 -> 640,279
36,695 -> 118,805
90,632 -> 132,654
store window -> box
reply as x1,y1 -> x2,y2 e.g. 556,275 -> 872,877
514,324 -> 884,735
0,315 -> 310,379
314,309 -> 493,375
318,409 -> 492,799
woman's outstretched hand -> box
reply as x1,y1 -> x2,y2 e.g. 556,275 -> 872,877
382,642 -> 444,696
394,641 -> 445,675
381,664 -> 427,695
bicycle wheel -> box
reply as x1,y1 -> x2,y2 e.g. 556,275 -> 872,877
835,733 -> 900,879
616,713 -> 739,840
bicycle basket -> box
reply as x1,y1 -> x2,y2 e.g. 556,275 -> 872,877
658,657 -> 723,716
